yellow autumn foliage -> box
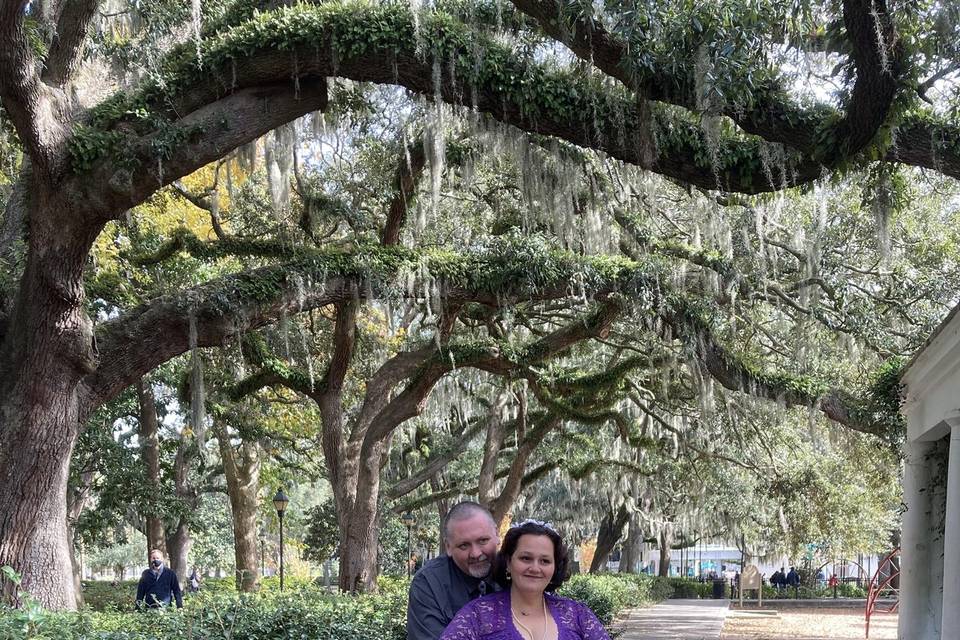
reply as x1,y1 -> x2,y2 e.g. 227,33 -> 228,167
90,160 -> 250,281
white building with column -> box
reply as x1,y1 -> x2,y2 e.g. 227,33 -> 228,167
900,303 -> 960,640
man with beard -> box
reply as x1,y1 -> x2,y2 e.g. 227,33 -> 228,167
407,502 -> 500,640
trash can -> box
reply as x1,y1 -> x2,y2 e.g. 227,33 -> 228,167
712,578 -> 727,599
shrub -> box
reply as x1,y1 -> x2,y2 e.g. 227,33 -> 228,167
836,583 -> 867,598
558,573 -> 672,624
760,583 -> 868,599
2,571 -> 670,638
1,590 -> 407,640
80,580 -> 138,613
377,575 -> 411,596
655,577 -> 714,599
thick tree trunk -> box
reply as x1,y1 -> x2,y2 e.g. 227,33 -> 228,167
68,540 -> 84,609
66,470 -> 94,609
137,380 -> 167,559
590,504 -> 629,573
217,426 -> 262,592
0,341 -> 83,611
0,196 -> 99,609
619,515 -> 645,574
230,489 -> 261,592
164,437 -> 199,581
658,529 -> 672,577
337,445 -> 384,592
477,392 -> 512,506
166,520 -> 191,581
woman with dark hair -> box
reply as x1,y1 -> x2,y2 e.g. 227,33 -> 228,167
439,520 -> 611,640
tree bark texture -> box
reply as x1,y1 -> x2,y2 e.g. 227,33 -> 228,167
66,469 -> 94,609
589,504 -> 629,573
0,185 -> 100,609
137,380 -> 168,560
165,520 -> 192,582
658,529 -> 673,578
336,441 -> 385,592
619,514 -> 645,574
477,391 -> 513,507
217,425 -> 262,592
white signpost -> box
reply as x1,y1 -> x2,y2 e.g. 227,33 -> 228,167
740,564 -> 762,607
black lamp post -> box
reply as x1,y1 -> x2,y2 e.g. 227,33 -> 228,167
401,511 -> 417,578
259,527 -> 265,578
273,488 -> 289,591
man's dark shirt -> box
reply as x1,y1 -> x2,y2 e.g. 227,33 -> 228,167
406,555 -> 498,640
136,567 -> 183,609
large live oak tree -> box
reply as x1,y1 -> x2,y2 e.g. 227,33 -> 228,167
0,0 -> 956,608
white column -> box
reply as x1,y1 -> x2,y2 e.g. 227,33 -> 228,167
899,438 -> 937,640
941,423 -> 960,637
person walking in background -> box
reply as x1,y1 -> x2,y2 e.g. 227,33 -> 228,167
786,566 -> 801,598
188,567 -> 202,593
829,573 -> 839,598
135,549 -> 182,610
770,567 -> 784,595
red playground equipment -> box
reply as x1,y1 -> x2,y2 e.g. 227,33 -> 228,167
865,548 -> 900,639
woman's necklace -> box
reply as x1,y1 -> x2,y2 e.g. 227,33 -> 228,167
511,596 -> 549,640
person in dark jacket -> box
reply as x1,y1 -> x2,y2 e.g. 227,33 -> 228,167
136,549 -> 183,610
406,502 -> 500,640
770,568 -> 784,591
786,566 -> 801,597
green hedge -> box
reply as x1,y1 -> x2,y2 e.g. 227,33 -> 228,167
671,578 -> 714,599
78,575 -> 325,613
557,573 -> 674,624
1,573 -> 674,639
0,590 -> 407,640
759,583 -> 868,599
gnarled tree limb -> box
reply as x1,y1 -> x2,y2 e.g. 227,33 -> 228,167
508,0 -> 902,183
42,0 -> 101,87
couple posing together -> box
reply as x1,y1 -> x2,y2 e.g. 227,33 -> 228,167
407,502 -> 611,640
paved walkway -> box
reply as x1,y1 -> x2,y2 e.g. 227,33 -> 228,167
616,599 -> 730,639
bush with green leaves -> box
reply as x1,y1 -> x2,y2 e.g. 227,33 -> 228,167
0,588 -> 407,640
557,573 -> 673,624
760,582 -> 868,599
79,580 -> 137,613
1,570 -> 677,638
657,577 -> 714,599
79,574 -> 327,613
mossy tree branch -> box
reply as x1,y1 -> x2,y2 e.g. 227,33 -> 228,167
392,458 -> 563,514
508,0 -> 915,181
385,414 -> 489,501
615,209 -> 890,356
69,1 -> 928,209
659,296 -> 894,439
41,0 -> 101,88
358,297 -> 625,453
381,137 -> 428,246
391,323 -> 646,516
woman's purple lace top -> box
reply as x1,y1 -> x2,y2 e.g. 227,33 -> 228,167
438,590 -> 611,640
